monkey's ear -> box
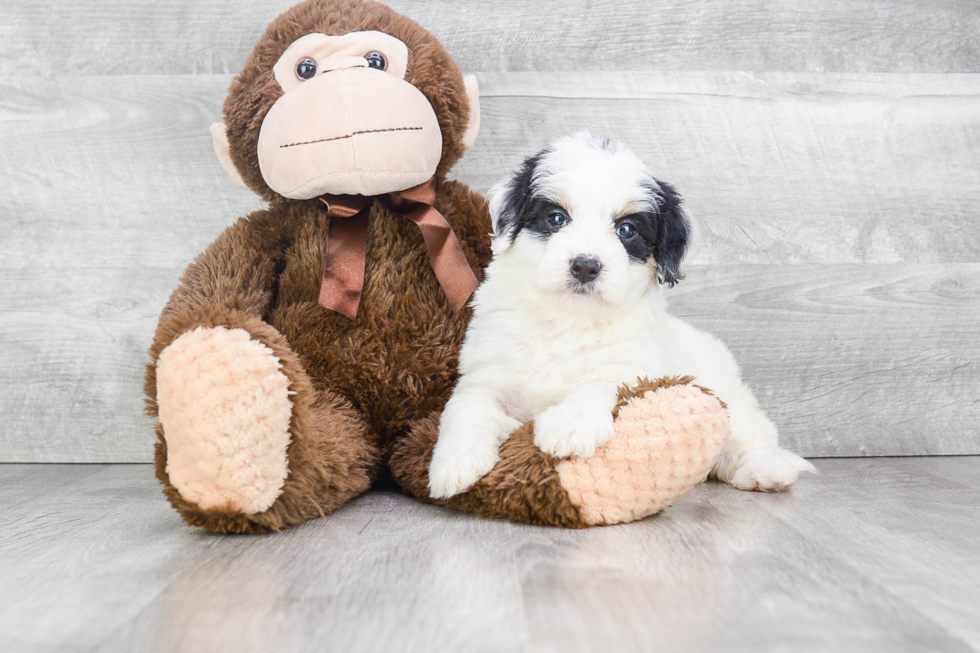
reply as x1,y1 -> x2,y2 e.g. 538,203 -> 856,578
461,75 -> 481,150
210,122 -> 248,189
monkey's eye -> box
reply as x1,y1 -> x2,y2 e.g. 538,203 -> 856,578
616,222 -> 637,240
364,51 -> 387,71
295,57 -> 318,80
547,212 -> 568,229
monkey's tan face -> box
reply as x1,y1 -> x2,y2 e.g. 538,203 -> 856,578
256,31 -> 443,199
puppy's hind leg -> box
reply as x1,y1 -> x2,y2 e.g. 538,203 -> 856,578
428,387 -> 522,499
671,318 -> 815,492
711,382 -> 816,491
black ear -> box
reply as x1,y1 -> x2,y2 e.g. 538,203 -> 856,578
650,179 -> 691,286
490,150 -> 546,241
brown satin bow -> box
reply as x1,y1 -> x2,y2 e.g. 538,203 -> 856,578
318,177 -> 479,320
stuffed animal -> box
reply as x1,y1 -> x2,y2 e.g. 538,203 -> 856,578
145,0 -> 730,533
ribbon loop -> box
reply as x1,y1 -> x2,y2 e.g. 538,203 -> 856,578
321,194 -> 372,219
318,178 -> 479,319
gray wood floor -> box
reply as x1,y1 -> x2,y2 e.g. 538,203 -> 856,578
1,457 -> 978,652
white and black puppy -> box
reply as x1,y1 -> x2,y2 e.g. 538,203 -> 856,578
428,132 -> 815,499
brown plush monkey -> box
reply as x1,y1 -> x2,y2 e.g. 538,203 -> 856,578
146,0 -> 730,534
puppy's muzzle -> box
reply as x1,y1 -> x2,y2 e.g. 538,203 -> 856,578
570,255 -> 602,283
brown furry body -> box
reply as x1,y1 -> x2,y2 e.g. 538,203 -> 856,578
147,180 -> 490,533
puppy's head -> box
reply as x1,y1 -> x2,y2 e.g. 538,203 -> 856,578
488,132 -> 690,309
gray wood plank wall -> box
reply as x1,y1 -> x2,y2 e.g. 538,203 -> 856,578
1,1 -> 978,462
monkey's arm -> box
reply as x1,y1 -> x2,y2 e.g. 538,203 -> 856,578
158,209 -> 286,330
436,179 -> 494,270
145,209 -> 289,405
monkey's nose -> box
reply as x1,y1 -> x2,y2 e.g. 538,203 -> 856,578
570,256 -> 602,283
316,55 -> 370,74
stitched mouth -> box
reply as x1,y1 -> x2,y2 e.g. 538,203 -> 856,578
280,126 -> 423,149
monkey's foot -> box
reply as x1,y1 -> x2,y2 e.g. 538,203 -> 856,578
391,377 -> 730,527
555,378 -> 729,525
156,326 -> 293,516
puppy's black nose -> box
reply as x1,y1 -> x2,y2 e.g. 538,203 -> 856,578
570,256 -> 602,283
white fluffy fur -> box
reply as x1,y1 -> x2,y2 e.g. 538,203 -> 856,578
428,132 -> 815,499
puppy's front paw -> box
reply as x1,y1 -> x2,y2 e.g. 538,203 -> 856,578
428,439 -> 501,499
725,448 -> 817,492
534,403 -> 615,458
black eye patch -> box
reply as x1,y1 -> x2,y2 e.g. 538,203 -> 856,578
615,213 -> 659,263
514,198 -> 569,241
495,150 -> 568,243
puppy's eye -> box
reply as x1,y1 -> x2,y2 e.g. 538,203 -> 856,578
364,51 -> 387,70
295,57 -> 318,80
547,213 -> 568,229
616,222 -> 637,240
